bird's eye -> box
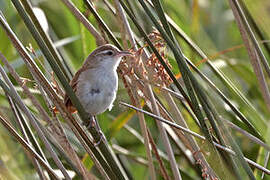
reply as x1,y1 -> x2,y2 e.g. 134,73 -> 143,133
106,51 -> 113,56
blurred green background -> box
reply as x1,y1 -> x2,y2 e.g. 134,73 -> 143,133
0,0 -> 270,179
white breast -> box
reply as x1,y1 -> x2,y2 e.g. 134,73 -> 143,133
76,67 -> 118,115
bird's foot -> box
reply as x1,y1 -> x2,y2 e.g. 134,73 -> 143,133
83,116 -> 105,147
93,130 -> 105,146
83,118 -> 95,130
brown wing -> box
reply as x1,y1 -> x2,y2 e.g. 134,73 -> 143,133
64,67 -> 87,113
64,47 -> 102,113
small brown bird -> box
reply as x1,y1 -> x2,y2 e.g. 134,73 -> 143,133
64,44 -> 133,133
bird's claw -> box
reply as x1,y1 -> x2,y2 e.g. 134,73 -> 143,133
84,119 -> 95,130
83,116 -> 104,147
93,130 -> 105,146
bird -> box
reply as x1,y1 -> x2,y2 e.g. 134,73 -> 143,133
64,44 -> 133,139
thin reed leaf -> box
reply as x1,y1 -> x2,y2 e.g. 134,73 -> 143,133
105,109 -> 135,140
1,0 -> 269,179
229,0 -> 270,112
148,1 -> 256,177
60,0 -> 105,46
20,0 -> 72,81
6,97 -> 47,180
0,114 -> 61,180
0,79 -> 69,179
0,10 -> 117,179
120,101 -> 270,175
8,1 -> 126,178
145,0 -> 263,139
229,0 -> 270,78
133,0 -> 216,146
83,0 -> 121,49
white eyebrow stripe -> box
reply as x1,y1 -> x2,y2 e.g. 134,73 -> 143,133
95,50 -> 114,56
